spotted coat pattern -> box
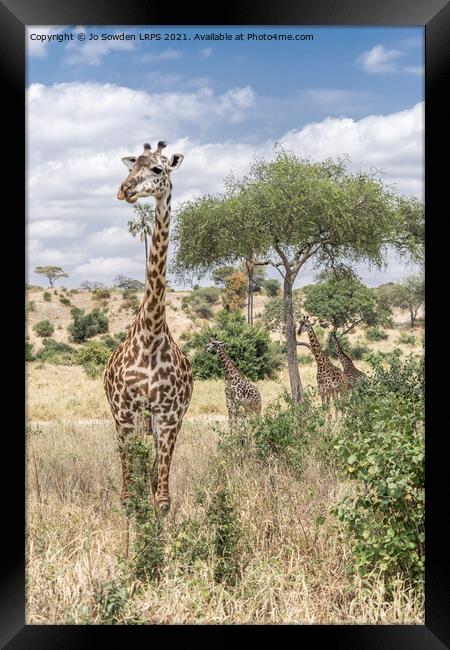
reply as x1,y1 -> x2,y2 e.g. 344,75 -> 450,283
104,143 -> 193,551
205,340 -> 262,431
298,319 -> 349,407
330,331 -> 367,387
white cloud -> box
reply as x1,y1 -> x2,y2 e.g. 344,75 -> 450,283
199,48 -> 213,58
64,30 -> 135,66
404,65 -> 424,76
27,80 -> 423,287
26,26 -> 66,59
356,44 -> 403,74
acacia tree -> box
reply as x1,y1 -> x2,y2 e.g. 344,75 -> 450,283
392,274 -> 425,327
173,152 -> 423,403
34,265 -> 69,288
303,269 -> 391,335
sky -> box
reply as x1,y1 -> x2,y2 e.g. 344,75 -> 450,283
26,25 -> 424,289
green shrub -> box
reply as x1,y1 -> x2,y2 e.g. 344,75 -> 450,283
332,354 -> 424,589
170,518 -> 209,568
297,353 -> 313,365
261,278 -> 281,297
207,477 -> 240,586
122,289 -> 139,300
187,296 -> 213,319
43,291 -> 52,302
366,327 -> 389,341
27,300 -> 36,312
33,320 -> 55,338
114,331 -> 127,344
184,310 -> 283,380
34,338 -> 76,365
59,296 -> 71,306
68,307 -> 109,343
93,287 -> 111,300
76,341 -> 112,378
122,293 -> 140,314
397,332 -> 417,346
249,393 -> 324,473
26,342 -> 35,361
100,334 -> 119,351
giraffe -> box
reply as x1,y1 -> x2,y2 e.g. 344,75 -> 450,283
330,331 -> 367,387
204,339 -> 262,431
104,141 -> 193,557
298,317 -> 349,408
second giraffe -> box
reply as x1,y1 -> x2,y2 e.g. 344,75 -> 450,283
205,339 -> 262,431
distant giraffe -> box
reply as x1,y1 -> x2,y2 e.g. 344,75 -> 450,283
298,318 -> 349,408
330,331 -> 367,387
104,141 -> 193,557
205,339 -> 262,431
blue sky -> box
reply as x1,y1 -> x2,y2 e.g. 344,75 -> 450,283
26,25 -> 424,288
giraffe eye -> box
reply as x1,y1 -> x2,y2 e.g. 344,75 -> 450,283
152,166 -> 163,175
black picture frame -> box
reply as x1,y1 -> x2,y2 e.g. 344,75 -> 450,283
2,0 -> 448,646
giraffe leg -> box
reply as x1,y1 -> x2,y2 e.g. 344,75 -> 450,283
147,413 -> 158,498
153,417 -> 182,516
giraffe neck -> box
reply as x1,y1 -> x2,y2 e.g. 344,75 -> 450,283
217,347 -> 240,380
333,336 -> 355,371
140,185 -> 172,327
306,326 -> 329,367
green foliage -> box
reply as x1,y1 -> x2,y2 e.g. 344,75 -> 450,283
122,293 -> 140,314
59,296 -> 71,306
183,286 -> 221,319
261,278 -> 281,297
92,575 -> 129,625
212,265 -> 238,287
169,518 -> 209,568
207,474 -> 240,586
184,310 -> 283,380
43,291 -> 52,302
34,338 -> 76,365
397,332 -> 417,346
125,435 -> 165,582
304,271 -> 387,335
76,340 -> 112,378
114,275 -> 145,291
68,307 -> 109,343
332,354 -> 424,588
27,300 -> 36,312
25,341 -> 35,361
33,320 -> 55,338
92,287 -> 111,300
390,275 -> 424,327
114,331 -> 127,344
249,393 -> 325,474
297,353 -> 313,366
366,327 -> 389,341
34,265 -> 69,287
261,291 -> 303,331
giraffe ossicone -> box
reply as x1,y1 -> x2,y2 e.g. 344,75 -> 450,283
104,141 -> 193,557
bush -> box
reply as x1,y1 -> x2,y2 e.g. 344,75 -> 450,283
27,301 -> 36,312
183,287 -> 221,319
249,393 -> 324,474
187,296 -> 213,319
34,338 -> 76,365
365,327 -> 389,341
68,307 -> 109,343
122,293 -> 140,314
297,353 -> 313,365
75,340 -> 112,378
332,354 -> 424,589
43,291 -> 52,302
261,278 -> 281,297
222,272 -> 247,312
59,296 -> 71,306
100,334 -> 119,351
26,342 -> 35,361
397,332 -> 417,346
33,320 -> 55,338
191,286 -> 221,304
184,310 -> 283,380
93,287 -> 111,300
114,331 -> 127,344
207,475 -> 241,586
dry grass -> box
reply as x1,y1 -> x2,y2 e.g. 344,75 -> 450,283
25,298 -> 424,624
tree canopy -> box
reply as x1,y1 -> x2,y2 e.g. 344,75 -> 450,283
34,266 -> 69,288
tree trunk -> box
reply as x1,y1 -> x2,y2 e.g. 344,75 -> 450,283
144,233 -> 148,284
283,273 -> 304,404
246,259 -> 254,326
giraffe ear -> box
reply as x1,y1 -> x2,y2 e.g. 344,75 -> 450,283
121,156 -> 136,170
168,154 -> 184,171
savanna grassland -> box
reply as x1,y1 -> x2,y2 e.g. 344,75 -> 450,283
25,286 -> 424,624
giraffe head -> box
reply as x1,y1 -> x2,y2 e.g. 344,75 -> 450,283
117,141 -> 184,203
204,339 -> 225,354
298,316 -> 313,335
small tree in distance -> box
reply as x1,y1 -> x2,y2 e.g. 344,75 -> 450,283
391,274 -> 424,327
34,266 -> 69,288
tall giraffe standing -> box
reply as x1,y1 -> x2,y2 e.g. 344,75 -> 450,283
330,331 -> 367,386
298,317 -> 349,408
104,141 -> 193,556
204,339 -> 262,431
